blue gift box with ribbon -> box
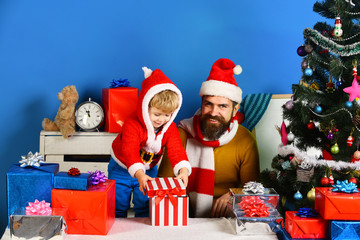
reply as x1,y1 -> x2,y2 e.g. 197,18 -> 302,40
6,153 -> 59,225
54,172 -> 91,191
330,220 -> 360,240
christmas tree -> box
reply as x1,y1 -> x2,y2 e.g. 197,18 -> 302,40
260,0 -> 360,212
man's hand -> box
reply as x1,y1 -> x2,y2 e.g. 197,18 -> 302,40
210,192 -> 230,218
175,167 -> 189,187
134,169 -> 155,195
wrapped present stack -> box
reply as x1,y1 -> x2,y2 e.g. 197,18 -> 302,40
102,78 -> 138,133
280,180 -> 360,239
6,152 -> 59,225
6,152 -> 115,237
146,177 -> 188,226
51,169 -> 115,235
227,181 -> 282,235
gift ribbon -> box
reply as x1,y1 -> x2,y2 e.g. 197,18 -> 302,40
238,196 -> 270,217
243,181 -> 265,194
296,208 -> 318,218
87,170 -> 107,185
153,187 -> 186,208
19,152 -> 44,168
110,78 -> 130,88
67,167 -> 80,176
25,199 -> 52,216
332,180 -> 359,193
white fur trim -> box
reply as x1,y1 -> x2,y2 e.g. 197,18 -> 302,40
142,67 -> 153,79
128,162 -> 146,178
173,160 -> 192,176
233,65 -> 242,75
199,79 -> 242,103
142,83 -> 182,153
188,192 -> 213,217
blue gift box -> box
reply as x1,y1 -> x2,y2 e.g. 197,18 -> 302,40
54,172 -> 91,190
6,163 -> 59,224
330,220 -> 360,240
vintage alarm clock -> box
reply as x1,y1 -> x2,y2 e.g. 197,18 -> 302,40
75,98 -> 104,131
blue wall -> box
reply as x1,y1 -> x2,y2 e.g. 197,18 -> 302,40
0,0 -> 319,234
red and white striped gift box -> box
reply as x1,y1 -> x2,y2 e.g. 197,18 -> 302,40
146,178 -> 188,226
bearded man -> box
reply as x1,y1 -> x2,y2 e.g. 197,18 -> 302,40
158,58 -> 260,218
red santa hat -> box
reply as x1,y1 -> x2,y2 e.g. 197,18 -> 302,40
199,58 -> 243,103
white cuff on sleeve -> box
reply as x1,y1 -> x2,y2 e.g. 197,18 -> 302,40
128,163 -> 146,178
173,160 -> 192,176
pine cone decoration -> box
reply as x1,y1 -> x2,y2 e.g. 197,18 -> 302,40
353,115 -> 360,126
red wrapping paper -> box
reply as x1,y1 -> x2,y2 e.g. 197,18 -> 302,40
315,187 -> 360,220
285,211 -> 328,238
51,180 -> 115,235
102,87 -> 138,133
146,178 -> 188,226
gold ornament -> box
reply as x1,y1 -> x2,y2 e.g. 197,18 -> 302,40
307,188 -> 316,201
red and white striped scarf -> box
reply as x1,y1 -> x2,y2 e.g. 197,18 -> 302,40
178,110 -> 239,217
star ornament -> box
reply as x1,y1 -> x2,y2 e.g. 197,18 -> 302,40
343,77 -> 360,102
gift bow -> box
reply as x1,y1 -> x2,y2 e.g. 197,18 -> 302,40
19,152 -> 44,168
238,196 -> 270,217
332,180 -> 359,193
153,187 -> 186,208
25,199 -> 52,216
110,78 -> 130,88
296,208 -> 318,218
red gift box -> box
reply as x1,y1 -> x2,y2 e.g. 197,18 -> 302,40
285,211 -> 328,238
102,87 -> 138,133
315,187 -> 360,220
146,178 -> 188,226
51,180 -> 115,235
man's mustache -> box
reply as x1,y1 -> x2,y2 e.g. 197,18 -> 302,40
202,114 -> 224,122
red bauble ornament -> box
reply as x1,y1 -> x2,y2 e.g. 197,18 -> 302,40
320,177 -> 330,186
307,121 -> 315,130
349,177 -> 357,184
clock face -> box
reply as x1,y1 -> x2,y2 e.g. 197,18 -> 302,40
75,101 -> 104,131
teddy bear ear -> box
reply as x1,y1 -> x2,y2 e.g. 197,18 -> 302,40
57,92 -> 64,101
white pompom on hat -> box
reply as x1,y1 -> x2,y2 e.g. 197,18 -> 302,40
199,58 -> 243,103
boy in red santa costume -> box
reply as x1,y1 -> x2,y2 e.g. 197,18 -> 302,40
108,67 -> 191,218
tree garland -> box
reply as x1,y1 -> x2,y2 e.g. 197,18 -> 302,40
303,28 -> 360,56
278,144 -> 360,170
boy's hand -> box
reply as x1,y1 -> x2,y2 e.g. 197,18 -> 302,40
134,169 -> 155,195
176,167 -> 189,187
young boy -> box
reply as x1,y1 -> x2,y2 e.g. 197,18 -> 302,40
108,67 -> 191,218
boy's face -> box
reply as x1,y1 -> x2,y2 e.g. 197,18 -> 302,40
149,107 -> 172,130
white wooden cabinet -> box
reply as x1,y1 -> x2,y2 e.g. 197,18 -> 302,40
39,130 -> 118,175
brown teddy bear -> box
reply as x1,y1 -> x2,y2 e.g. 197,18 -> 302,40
42,85 -> 79,138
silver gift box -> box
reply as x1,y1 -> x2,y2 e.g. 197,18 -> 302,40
226,188 -> 282,235
10,208 -> 66,240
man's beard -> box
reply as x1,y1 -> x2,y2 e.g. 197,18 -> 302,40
200,114 -> 231,140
